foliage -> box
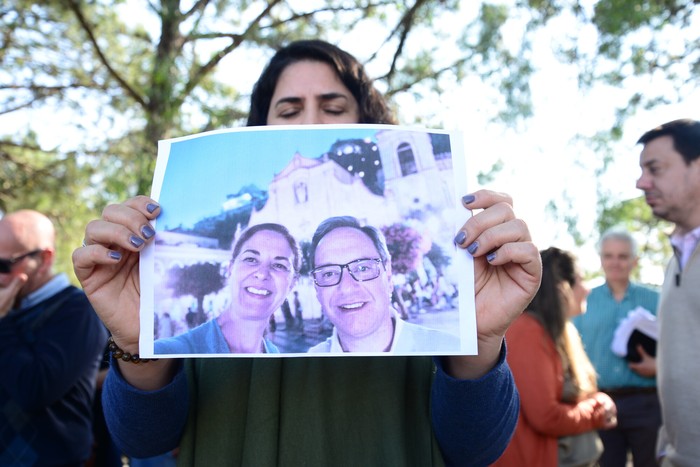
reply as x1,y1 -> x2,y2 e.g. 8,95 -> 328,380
299,240 -> 312,277
0,135 -> 96,281
382,222 -> 424,274
1,0 -> 697,281
425,242 -> 451,275
167,261 -> 226,316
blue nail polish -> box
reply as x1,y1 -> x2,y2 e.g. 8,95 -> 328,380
109,251 -> 122,261
129,235 -> 145,248
454,231 -> 466,245
487,251 -> 497,262
146,203 -> 159,214
467,242 -> 479,255
462,194 -> 475,205
141,225 -> 155,239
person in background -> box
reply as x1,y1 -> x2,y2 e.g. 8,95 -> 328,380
293,290 -> 304,332
573,228 -> 660,467
72,40 -> 542,466
0,209 -> 107,465
492,247 -> 617,467
636,118 -> 700,467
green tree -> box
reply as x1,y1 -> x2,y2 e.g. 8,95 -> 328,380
1,0 -> 697,281
382,222 -> 424,274
168,261 -> 226,323
425,242 -> 451,276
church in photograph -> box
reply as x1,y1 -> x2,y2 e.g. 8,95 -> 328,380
248,128 -> 455,242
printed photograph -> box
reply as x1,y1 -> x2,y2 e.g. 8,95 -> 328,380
139,124 -> 475,357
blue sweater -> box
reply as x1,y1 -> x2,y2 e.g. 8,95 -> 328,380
103,345 -> 518,466
0,281 -> 108,466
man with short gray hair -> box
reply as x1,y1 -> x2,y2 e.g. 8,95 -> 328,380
573,228 -> 660,467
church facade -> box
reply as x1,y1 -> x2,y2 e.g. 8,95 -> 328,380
248,128 -> 455,244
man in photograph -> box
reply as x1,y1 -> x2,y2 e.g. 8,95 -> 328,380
307,216 -> 461,353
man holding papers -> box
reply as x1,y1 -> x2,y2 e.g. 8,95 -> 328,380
573,229 -> 660,467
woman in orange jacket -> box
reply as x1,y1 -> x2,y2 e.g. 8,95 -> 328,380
492,247 -> 617,467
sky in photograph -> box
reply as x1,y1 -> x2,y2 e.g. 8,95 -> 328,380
155,126 -> 383,230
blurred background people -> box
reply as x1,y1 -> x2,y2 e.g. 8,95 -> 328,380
574,228 -> 660,467
493,247 -> 617,467
0,209 -> 107,465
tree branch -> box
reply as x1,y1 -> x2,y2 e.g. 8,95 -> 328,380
63,0 -> 147,108
179,0 -> 285,99
384,0 -> 431,85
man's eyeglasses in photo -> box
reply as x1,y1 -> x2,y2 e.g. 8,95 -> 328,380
311,258 -> 384,287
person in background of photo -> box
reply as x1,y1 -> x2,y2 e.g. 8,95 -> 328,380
73,39 -> 542,466
293,290 -> 304,333
573,228 -> 660,467
492,247 -> 617,467
155,223 -> 300,354
307,216 -> 461,353
635,118 -> 700,466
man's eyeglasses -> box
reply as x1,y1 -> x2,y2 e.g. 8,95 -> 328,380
311,258 -> 384,287
0,249 -> 42,274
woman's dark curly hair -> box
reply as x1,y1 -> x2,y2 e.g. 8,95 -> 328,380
246,40 -> 396,126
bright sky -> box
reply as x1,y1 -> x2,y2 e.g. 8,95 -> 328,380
2,1 -> 698,284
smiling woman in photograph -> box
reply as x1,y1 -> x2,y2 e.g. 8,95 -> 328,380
155,223 -> 300,354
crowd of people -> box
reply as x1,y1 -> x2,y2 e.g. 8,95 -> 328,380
1,36 -> 698,467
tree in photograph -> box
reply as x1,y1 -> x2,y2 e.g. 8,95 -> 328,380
168,262 -> 226,325
382,223 -> 424,274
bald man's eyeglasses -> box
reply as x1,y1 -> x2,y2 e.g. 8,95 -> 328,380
0,249 -> 42,274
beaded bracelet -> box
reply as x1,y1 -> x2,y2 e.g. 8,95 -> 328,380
108,336 -> 158,364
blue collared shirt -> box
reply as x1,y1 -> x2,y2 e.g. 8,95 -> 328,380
573,282 -> 659,389
16,273 -> 71,311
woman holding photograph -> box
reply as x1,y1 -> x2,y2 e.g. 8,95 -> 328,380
73,39 -> 542,466
154,223 -> 300,354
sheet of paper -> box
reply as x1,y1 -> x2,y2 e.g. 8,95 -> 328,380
140,124 -> 475,357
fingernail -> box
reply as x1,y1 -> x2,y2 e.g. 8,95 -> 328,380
129,235 -> 145,248
462,194 -> 475,205
108,251 -> 122,261
141,225 -> 156,239
467,242 -> 479,255
146,203 -> 159,214
487,251 -> 497,262
454,231 -> 466,245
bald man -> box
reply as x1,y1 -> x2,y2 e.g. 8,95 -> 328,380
0,210 -> 108,465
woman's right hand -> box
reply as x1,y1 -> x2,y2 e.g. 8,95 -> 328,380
72,196 -> 159,354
